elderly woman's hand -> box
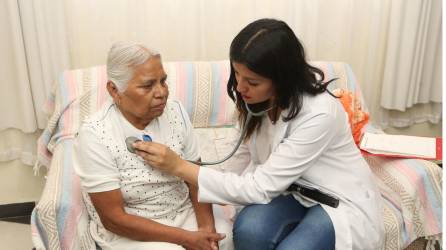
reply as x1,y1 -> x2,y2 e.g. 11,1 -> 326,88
133,141 -> 184,175
184,230 -> 225,250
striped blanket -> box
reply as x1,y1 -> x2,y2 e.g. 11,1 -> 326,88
32,61 -> 441,250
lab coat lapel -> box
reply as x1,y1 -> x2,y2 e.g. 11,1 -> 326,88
250,110 -> 290,163
271,111 -> 289,151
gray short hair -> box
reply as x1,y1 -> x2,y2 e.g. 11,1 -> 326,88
106,41 -> 160,92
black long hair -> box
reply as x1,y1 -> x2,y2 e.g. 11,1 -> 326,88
227,18 -> 336,140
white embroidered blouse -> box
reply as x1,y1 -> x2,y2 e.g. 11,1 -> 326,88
74,99 -> 199,241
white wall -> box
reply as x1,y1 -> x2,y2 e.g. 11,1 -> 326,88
0,160 -> 46,204
384,122 -> 442,138
0,129 -> 45,205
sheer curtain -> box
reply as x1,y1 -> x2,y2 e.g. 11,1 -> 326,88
0,0 -> 70,165
0,0 -> 441,166
379,0 -> 442,127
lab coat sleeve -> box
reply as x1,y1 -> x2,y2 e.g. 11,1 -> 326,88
198,112 -> 337,205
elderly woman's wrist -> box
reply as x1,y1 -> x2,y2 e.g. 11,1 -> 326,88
198,223 -> 216,232
175,228 -> 192,246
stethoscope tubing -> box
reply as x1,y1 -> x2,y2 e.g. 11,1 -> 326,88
189,102 -> 273,165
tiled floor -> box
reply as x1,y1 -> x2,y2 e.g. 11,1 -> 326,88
0,221 -> 33,249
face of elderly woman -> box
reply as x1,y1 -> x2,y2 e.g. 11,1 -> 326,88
107,56 -> 169,129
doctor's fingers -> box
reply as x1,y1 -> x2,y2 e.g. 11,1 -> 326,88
133,141 -> 166,155
135,146 -> 177,167
136,150 -> 163,166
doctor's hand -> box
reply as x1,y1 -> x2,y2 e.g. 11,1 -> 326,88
133,141 -> 184,175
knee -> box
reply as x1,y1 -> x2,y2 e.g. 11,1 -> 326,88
311,211 -> 334,234
233,206 -> 271,244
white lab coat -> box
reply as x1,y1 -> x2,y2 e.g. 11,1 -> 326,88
198,92 -> 385,250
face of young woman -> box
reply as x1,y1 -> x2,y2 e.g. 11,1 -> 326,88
232,62 -> 275,105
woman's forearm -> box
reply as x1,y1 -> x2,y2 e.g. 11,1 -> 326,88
90,190 -> 190,244
90,190 -> 190,243
175,160 -> 200,186
188,182 -> 215,230
103,212 -> 189,244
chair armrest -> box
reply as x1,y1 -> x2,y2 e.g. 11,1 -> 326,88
364,154 -> 442,249
32,140 -> 95,250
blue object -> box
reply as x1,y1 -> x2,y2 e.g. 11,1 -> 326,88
142,134 -> 152,142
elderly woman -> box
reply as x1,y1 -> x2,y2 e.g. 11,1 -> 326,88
73,42 -> 233,250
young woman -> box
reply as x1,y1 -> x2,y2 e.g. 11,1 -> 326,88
134,19 -> 385,250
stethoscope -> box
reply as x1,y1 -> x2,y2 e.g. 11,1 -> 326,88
124,101 -> 341,208
125,102 -> 274,165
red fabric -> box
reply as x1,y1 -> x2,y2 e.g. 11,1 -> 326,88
333,89 -> 369,146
